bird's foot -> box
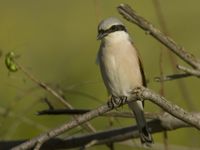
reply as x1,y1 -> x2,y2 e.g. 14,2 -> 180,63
107,95 -> 127,109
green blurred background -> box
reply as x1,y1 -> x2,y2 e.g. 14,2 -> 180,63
0,0 -> 200,149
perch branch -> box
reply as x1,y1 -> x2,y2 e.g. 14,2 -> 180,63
3,112 -> 200,149
134,87 -> 200,129
11,87 -> 200,150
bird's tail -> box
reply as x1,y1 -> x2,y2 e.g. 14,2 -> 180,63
128,101 -> 153,146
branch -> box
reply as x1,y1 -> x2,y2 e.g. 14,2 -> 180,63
117,3 -> 200,81
154,73 -> 192,82
135,87 -> 200,129
117,4 -> 200,70
15,61 -> 72,109
12,60 -> 96,133
119,141 -> 200,150
38,108 -> 90,115
155,65 -> 200,82
38,108 -> 160,119
3,112 -> 200,149
11,87 -> 200,150
177,65 -> 200,77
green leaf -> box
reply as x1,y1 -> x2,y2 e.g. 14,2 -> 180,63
5,52 -> 18,72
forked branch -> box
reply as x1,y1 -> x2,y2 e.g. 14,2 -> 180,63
11,87 -> 200,150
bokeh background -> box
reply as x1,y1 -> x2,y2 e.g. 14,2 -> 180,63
0,0 -> 200,149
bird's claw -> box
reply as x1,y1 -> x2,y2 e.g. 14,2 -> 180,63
107,95 -> 127,109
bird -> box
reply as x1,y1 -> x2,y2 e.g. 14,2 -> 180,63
96,17 -> 153,145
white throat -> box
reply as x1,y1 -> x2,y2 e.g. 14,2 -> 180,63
103,31 -> 130,43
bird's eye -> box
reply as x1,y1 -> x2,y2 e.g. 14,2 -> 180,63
111,25 -> 118,31
98,29 -> 104,34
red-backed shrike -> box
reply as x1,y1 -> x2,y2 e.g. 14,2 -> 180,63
97,17 -> 153,145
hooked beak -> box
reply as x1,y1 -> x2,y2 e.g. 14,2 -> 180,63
97,32 -> 107,40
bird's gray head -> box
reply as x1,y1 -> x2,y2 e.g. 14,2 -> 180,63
97,17 -> 127,40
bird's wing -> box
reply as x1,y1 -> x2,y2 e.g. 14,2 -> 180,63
130,39 -> 147,107
138,56 -> 147,87
130,39 -> 147,87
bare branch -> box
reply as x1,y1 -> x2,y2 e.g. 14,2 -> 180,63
14,61 -> 96,133
155,65 -> 200,82
3,112 -> 200,149
117,3 -> 200,81
117,4 -> 200,69
177,65 -> 200,77
15,61 -> 72,108
136,87 -> 200,130
38,108 -> 160,119
38,108 -> 90,115
33,141 -> 42,150
11,87 -> 200,150
154,73 -> 192,82
156,65 -> 200,82
119,141 -> 200,150
11,99 -> 113,150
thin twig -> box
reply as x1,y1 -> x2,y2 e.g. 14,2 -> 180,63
38,108 -> 160,119
177,65 -> 200,77
33,141 -> 42,150
38,108 -> 91,115
154,73 -> 192,82
0,106 -> 48,131
14,61 -> 96,134
15,61 -> 72,108
84,140 -> 98,149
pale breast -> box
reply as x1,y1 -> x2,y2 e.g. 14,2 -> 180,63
98,32 -> 143,97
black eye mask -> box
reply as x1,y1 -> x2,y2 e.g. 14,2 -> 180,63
110,25 -> 127,33
97,25 -> 127,40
